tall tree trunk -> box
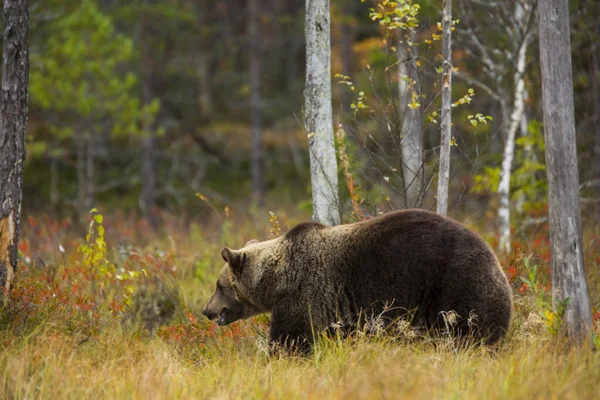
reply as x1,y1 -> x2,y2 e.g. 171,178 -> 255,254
197,53 -> 212,118
249,0 -> 265,205
193,0 -> 212,120
140,74 -> 157,229
497,3 -> 531,255
76,130 -> 86,213
539,0 -> 593,345
140,3 -> 159,229
85,132 -> 95,211
50,156 -> 58,207
592,41 -> 600,191
398,32 -> 424,208
437,0 -> 452,217
304,0 -> 340,226
272,0 -> 286,91
0,0 -> 29,292
516,88 -> 532,214
141,134 -> 158,229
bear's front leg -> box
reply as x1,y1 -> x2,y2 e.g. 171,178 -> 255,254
269,309 -> 313,356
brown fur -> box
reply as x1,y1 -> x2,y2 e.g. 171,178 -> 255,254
203,209 -> 512,351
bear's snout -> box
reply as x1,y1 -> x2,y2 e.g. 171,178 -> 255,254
202,306 -> 216,320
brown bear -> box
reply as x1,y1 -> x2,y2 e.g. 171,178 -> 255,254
202,209 -> 512,351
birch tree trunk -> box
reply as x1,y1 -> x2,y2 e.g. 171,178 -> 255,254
539,0 -> 593,344
304,0 -> 340,226
436,0 -> 452,217
398,32 -> 423,208
516,88 -> 532,214
497,2 -> 532,255
0,0 -> 29,292
249,0 -> 265,205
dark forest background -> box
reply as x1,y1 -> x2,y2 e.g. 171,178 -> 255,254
8,0 -> 600,231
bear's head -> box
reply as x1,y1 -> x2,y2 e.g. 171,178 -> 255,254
203,239 -> 281,325
202,264 -> 262,325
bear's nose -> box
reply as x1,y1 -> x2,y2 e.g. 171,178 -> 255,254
202,306 -> 215,320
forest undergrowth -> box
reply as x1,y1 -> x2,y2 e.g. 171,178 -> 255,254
1,208 -> 599,399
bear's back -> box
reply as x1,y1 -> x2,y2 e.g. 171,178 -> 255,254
313,209 -> 511,342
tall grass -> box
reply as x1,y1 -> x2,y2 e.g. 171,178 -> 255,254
0,210 -> 598,399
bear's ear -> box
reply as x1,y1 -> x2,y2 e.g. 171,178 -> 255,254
245,239 -> 259,247
221,247 -> 243,272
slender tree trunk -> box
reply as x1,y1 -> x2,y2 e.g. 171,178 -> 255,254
197,53 -> 212,117
516,88 -> 532,214
437,0 -> 452,217
272,0 -> 286,90
539,0 -> 593,345
304,0 -> 340,226
76,130 -> 86,213
141,134 -> 158,229
50,156 -> 58,206
0,0 -> 29,292
398,32 -> 424,208
194,0 -> 211,120
592,42 -> 600,189
140,75 -> 158,229
497,3 -> 531,255
249,0 -> 265,205
140,4 -> 159,229
85,132 -> 95,211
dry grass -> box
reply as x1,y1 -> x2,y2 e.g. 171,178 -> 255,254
0,211 -> 598,399
1,326 -> 599,399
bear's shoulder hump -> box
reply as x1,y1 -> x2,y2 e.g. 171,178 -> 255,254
284,221 -> 324,241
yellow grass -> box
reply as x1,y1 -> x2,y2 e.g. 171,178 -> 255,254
1,325 -> 599,399
1,212 -> 598,399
